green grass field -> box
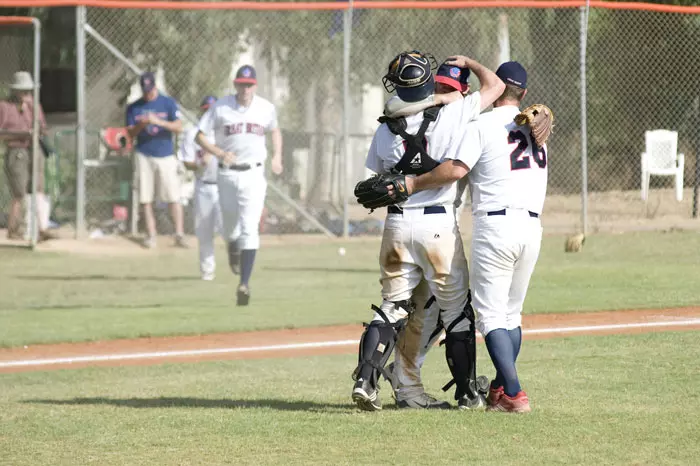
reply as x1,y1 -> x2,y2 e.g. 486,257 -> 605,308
1,230 -> 700,347
1,331 -> 699,465
1,230 -> 700,464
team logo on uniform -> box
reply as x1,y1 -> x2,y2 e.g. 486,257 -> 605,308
449,67 -> 460,78
242,68 -> 252,77
409,153 -> 422,168
144,78 -> 151,86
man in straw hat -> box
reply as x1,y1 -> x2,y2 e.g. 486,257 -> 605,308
0,71 -> 56,241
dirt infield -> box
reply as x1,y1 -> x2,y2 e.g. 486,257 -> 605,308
1,307 -> 699,374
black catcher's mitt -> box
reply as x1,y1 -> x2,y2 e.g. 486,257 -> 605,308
354,173 -> 409,210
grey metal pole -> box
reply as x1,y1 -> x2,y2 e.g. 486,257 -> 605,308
30,18 -> 41,248
76,6 -> 87,238
579,5 -> 589,236
341,4 -> 353,238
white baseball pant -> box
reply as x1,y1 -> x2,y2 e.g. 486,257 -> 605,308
470,208 -> 543,337
374,206 -> 471,333
392,279 -> 443,401
194,181 -> 223,277
217,166 -> 266,250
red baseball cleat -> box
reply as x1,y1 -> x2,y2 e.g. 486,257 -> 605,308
487,390 -> 531,413
487,384 -> 504,407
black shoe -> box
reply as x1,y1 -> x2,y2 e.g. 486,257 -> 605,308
352,379 -> 382,411
237,284 -> 250,306
476,375 -> 490,396
458,393 -> 486,410
397,392 -> 451,410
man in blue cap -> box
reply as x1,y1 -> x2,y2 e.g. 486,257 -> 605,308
400,60 -> 551,413
180,95 -> 222,280
126,71 -> 185,249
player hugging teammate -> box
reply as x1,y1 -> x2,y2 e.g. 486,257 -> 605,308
352,51 -> 553,413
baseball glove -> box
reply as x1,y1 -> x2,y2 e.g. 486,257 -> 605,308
354,173 -> 409,210
514,104 -> 554,147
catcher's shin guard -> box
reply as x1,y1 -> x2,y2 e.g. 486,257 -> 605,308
441,298 -> 482,400
353,303 -> 409,389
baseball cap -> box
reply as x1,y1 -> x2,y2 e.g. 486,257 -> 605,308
233,65 -> 257,85
496,61 -> 527,89
435,63 -> 470,92
200,95 -> 217,110
140,71 -> 156,92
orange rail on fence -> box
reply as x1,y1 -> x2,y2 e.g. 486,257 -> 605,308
0,0 -> 699,13
0,16 -> 37,25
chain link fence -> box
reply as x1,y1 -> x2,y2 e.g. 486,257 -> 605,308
0,17 -> 42,247
70,3 -> 700,238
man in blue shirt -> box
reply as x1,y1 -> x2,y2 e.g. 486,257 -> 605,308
126,71 -> 185,248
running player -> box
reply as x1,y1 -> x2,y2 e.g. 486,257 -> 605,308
180,95 -> 221,281
195,65 -> 283,305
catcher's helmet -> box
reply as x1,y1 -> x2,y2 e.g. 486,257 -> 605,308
382,50 -> 437,102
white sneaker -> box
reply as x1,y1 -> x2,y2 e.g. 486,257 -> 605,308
201,273 -> 215,281
143,236 -> 156,249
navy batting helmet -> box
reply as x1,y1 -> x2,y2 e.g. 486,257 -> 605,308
382,50 -> 437,102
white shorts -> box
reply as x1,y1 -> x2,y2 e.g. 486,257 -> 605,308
378,206 -> 470,331
136,152 -> 181,204
470,208 -> 543,337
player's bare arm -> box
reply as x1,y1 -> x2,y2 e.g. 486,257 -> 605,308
195,130 -> 236,165
404,160 -> 469,195
127,119 -> 149,139
445,55 -> 505,110
270,127 -> 283,175
149,114 -> 183,134
384,90 -> 465,118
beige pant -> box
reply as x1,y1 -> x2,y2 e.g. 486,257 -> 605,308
136,152 -> 180,204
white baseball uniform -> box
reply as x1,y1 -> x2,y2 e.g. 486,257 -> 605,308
197,95 -> 278,250
365,92 -> 482,331
457,105 -> 548,336
179,125 -> 222,278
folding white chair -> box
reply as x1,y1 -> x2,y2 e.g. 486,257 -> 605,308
641,130 -> 684,202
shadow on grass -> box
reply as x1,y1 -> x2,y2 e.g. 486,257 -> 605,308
263,266 -> 377,274
16,275 -> 198,282
25,397 -> 356,412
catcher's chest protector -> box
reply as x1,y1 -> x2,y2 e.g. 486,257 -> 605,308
379,106 -> 442,176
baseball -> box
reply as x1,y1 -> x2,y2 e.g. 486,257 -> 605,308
338,247 -> 346,256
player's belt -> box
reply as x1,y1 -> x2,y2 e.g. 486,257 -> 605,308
219,162 -> 263,171
487,209 -> 539,218
387,205 -> 446,215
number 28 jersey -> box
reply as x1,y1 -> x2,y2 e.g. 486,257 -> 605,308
458,105 -> 548,216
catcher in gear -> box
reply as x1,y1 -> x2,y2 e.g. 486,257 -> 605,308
397,61 -> 552,413
351,51 -> 505,411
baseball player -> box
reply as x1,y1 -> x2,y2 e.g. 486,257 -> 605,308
179,95 -> 221,281
387,62 -> 475,409
401,61 -> 552,413
195,65 -> 283,305
351,51 -> 505,411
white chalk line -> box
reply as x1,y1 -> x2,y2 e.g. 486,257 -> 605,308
2,318 -> 700,369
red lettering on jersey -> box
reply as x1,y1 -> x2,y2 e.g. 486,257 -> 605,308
246,123 -> 264,136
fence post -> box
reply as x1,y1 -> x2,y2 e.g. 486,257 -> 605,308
75,5 -> 87,238
342,3 -> 354,238
579,5 -> 589,236
28,18 -> 41,248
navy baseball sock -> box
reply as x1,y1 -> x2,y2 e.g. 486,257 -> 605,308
508,327 -> 522,363
485,329 -> 521,397
240,249 -> 257,286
